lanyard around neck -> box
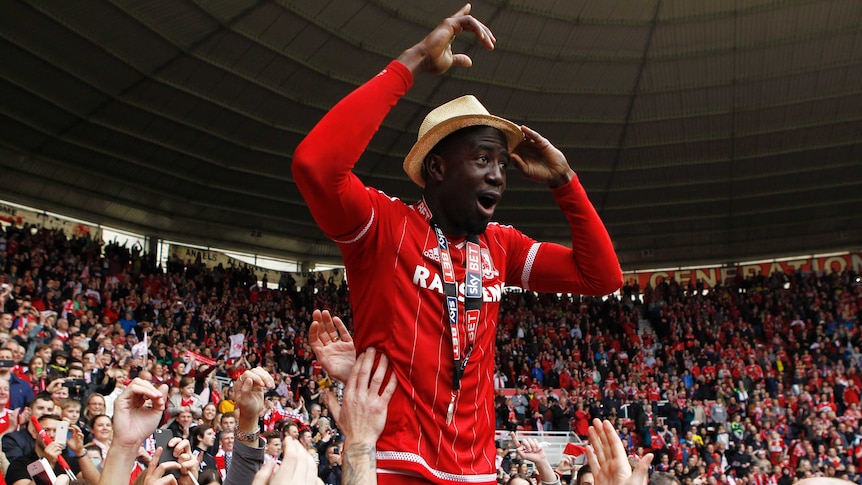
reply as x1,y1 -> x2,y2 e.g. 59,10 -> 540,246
432,223 -> 482,423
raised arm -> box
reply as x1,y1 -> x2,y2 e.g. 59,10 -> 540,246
395,3 -> 496,76
224,368 -> 275,485
327,348 -> 397,485
98,379 -> 168,485
291,60 -> 411,240
67,424 -> 101,484
526,175 -> 623,296
586,419 -> 652,485
512,434 -> 561,485
510,127 -> 622,296
292,3 -> 496,240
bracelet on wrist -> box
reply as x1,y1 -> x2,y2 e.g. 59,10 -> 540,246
235,428 -> 260,442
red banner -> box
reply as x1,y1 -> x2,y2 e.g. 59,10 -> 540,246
622,252 -> 862,290
185,350 -> 216,367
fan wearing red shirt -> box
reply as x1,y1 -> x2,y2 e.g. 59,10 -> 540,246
702,364 -> 717,380
745,359 -> 764,382
647,382 -> 662,402
0,378 -> 16,435
294,5 -> 621,484
604,373 -> 619,391
559,368 -> 573,391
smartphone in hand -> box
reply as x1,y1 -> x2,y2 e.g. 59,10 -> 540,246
153,428 -> 181,478
28,458 -> 58,485
54,420 -> 69,447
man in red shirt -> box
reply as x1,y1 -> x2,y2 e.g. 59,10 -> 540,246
745,357 -> 764,382
294,5 -> 621,484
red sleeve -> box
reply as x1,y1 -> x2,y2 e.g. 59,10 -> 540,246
292,61 -> 413,240
525,174 -> 622,296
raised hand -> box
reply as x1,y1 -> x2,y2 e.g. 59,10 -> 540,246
512,434 -> 557,482
555,454 -> 577,475
144,439 -> 199,485
168,438 -> 200,485
44,441 -> 65,466
142,448 -> 181,485
18,407 -> 30,426
111,378 -> 169,449
251,437 -> 318,485
1,409 -> 18,436
46,377 -> 67,394
234,367 -> 275,440
329,348 -> 398,447
99,382 -> 168,485
586,419 -> 652,485
511,125 -> 574,188
309,309 -> 355,382
66,424 -> 86,457
397,3 -> 496,75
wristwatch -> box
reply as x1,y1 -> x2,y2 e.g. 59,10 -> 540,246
235,428 -> 260,442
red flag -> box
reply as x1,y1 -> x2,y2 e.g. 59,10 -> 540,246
564,443 -> 586,457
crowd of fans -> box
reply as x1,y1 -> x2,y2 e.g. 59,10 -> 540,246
492,262 -> 862,485
0,222 -> 860,485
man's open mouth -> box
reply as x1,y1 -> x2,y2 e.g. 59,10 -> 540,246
478,193 -> 499,210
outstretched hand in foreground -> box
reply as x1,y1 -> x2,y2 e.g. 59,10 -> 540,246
111,378 -> 169,448
309,309 -> 355,382
326,347 -> 397,447
142,439 -> 199,485
251,437 -> 319,485
586,419 -> 652,485
98,378 -> 170,485
512,433 -> 558,483
326,348 -> 398,485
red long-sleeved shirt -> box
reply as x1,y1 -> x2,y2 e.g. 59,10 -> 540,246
293,60 -> 621,484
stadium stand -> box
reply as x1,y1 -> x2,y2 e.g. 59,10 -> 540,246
1,222 -> 861,484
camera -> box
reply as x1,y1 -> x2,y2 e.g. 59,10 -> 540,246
63,378 -> 88,398
63,378 -> 87,388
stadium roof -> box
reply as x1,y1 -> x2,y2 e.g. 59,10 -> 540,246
1,0 -> 861,270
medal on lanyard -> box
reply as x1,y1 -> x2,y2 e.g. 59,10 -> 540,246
433,224 -> 482,425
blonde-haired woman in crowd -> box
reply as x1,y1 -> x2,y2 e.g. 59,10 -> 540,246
313,416 -> 337,447
200,402 -> 220,429
84,393 -> 106,423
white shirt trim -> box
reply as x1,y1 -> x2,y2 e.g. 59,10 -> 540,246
377,451 -> 497,483
521,242 -> 541,289
331,208 -> 374,244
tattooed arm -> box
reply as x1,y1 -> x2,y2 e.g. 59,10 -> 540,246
326,348 -> 398,485
343,442 -> 378,485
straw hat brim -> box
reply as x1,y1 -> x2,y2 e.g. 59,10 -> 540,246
403,114 -> 523,188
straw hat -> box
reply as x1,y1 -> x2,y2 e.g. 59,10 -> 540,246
403,95 -> 523,188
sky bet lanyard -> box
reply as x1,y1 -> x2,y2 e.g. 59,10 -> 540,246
432,223 -> 482,425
